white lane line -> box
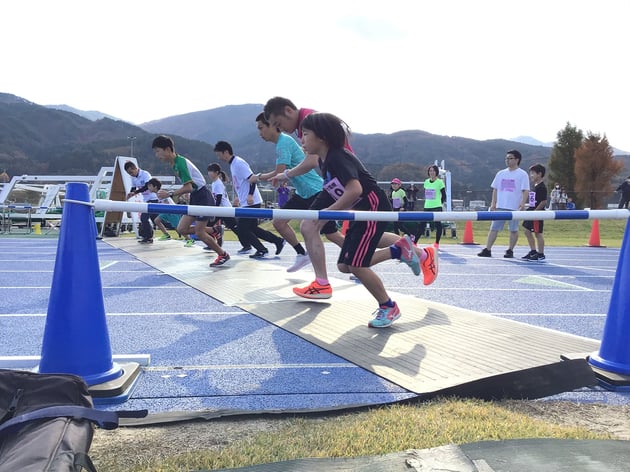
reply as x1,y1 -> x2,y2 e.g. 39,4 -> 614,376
395,287 -> 610,292
0,311 -> 249,318
100,261 -> 118,270
0,286 -> 191,289
143,364 -> 357,371
0,270 -> 160,273
488,313 -> 606,317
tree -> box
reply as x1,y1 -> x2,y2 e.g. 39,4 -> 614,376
547,122 -> 584,199
377,162 -> 426,184
574,133 -> 623,209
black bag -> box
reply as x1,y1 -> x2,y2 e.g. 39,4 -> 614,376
0,369 -> 146,472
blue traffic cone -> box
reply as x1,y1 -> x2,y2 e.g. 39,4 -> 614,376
38,182 -> 123,386
589,218 -> 630,377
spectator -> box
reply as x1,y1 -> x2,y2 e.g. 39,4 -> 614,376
422,165 -> 446,249
277,181 -> 290,208
565,198 -> 576,210
521,164 -> 548,262
559,187 -> 568,210
390,178 -> 412,236
550,183 -> 561,210
616,176 -> 630,209
477,149 -> 530,259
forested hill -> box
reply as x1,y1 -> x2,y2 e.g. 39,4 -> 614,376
1,93 -> 555,194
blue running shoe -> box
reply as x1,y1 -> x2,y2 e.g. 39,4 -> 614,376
368,302 -> 401,328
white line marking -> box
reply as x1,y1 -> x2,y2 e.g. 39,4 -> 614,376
0,311 -> 249,318
143,364 -> 357,371
488,313 -> 606,317
99,261 -> 118,270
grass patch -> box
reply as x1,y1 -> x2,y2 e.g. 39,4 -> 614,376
455,219 -> 626,248
155,218 -> 626,249
127,398 -> 609,472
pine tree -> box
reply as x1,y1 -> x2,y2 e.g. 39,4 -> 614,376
547,122 -> 584,200
574,133 -> 624,209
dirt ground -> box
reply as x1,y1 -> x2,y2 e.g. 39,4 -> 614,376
90,400 -> 630,470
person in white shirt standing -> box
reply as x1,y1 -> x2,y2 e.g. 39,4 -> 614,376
477,149 -> 530,258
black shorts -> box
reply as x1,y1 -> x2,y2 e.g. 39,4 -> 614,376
337,189 -> 390,267
189,186 -> 216,222
523,219 -> 544,234
299,191 -> 340,235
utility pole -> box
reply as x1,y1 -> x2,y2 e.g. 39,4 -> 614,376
127,136 -> 137,157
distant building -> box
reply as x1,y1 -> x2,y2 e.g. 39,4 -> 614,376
469,200 -> 486,211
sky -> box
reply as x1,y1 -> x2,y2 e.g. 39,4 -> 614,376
3,0 -> 629,151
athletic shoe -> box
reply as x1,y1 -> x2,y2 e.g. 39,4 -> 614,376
527,252 -> 540,261
521,249 -> 537,260
237,246 -> 252,254
293,280 -> 332,299
158,234 -> 171,241
287,253 -> 311,272
249,250 -> 268,259
477,248 -> 492,257
275,238 -> 286,255
184,239 -> 195,248
536,253 -> 546,262
209,252 -> 230,267
138,239 -> 153,244
203,246 -> 215,252
504,249 -> 514,258
421,246 -> 439,286
394,235 -> 420,276
368,303 -> 401,328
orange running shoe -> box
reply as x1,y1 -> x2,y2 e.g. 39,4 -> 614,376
421,246 -> 439,286
293,280 -> 332,299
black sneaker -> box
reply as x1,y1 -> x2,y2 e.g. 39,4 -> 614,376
249,250 -> 268,259
477,248 -> 492,257
536,253 -> 546,262
521,250 -> 537,260
504,249 -> 514,258
138,239 -> 153,244
275,239 -> 286,255
527,252 -> 539,261
237,247 -> 252,254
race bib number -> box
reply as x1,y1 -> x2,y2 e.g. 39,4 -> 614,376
528,191 -> 536,207
425,189 -> 436,200
323,177 -> 345,201
323,177 -> 361,206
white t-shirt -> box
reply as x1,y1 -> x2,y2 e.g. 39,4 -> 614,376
211,179 -> 232,207
229,155 -> 263,206
491,167 -> 530,210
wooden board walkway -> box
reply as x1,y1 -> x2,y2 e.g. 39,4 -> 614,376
106,238 -> 600,396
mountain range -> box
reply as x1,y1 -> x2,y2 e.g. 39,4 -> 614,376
2,92 -> 627,201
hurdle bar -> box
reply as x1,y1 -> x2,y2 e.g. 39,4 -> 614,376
91,200 -> 630,222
